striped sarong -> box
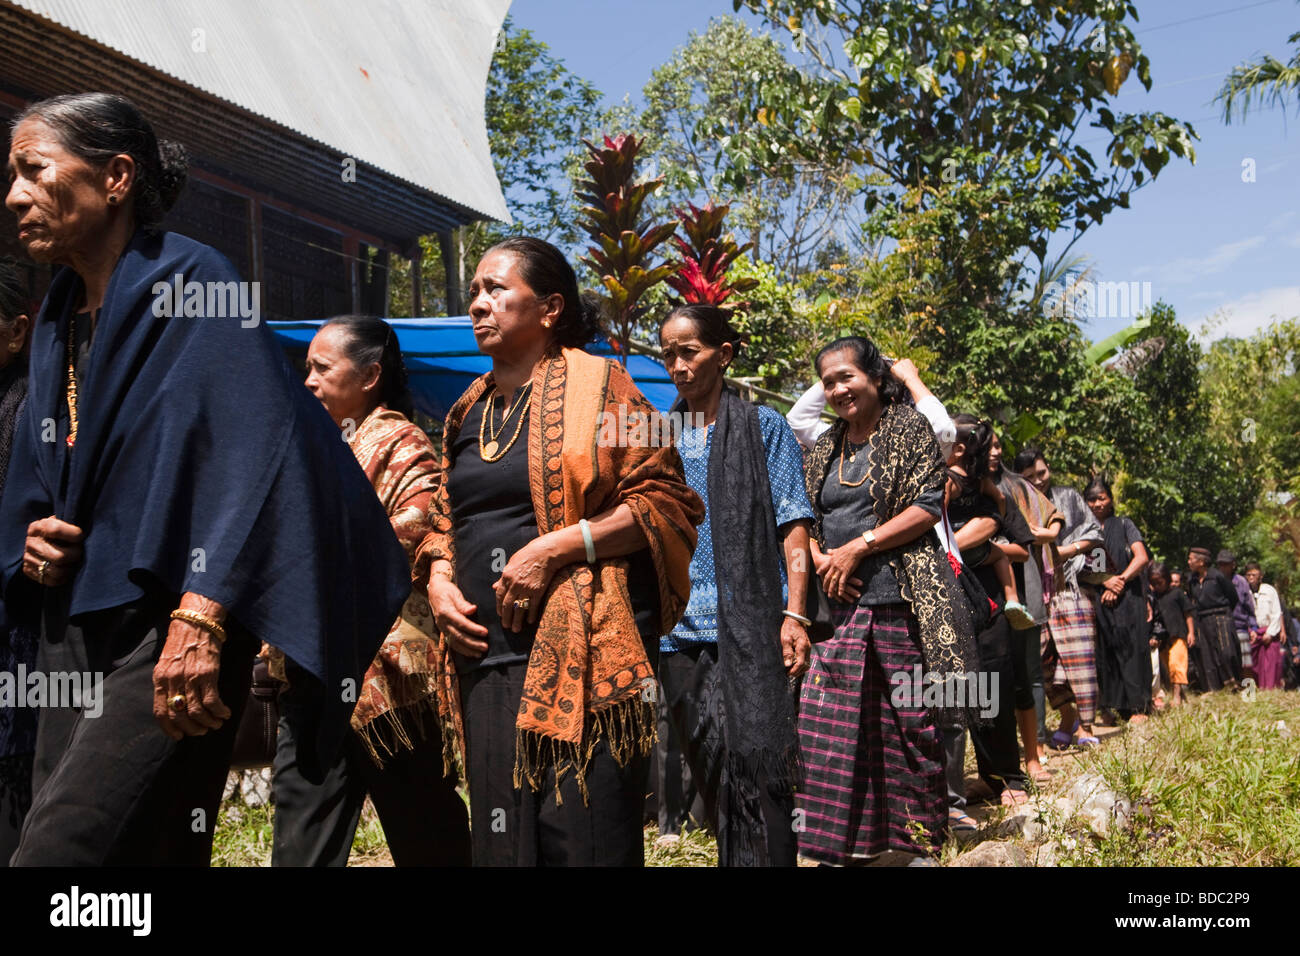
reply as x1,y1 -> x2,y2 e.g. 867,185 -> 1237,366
1237,630 -> 1254,672
1042,589 -> 1100,724
796,603 -> 946,864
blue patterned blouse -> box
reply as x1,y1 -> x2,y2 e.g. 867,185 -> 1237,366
662,404 -> 815,652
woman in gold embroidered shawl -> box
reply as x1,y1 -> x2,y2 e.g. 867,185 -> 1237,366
799,336 -> 978,865
415,238 -> 703,867
270,316 -> 470,866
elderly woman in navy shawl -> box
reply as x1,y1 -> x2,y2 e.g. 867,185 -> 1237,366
1,93 -> 407,865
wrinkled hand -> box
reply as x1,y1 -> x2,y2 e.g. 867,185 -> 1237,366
427,574 -> 489,657
820,540 -> 865,603
1103,575 -> 1125,598
780,616 -> 810,678
152,619 -> 228,740
495,536 -> 558,633
22,516 -> 84,587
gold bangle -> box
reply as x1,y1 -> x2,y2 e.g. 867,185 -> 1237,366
170,608 -> 227,644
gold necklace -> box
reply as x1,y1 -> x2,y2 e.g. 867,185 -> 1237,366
65,313 -> 79,448
838,433 -> 870,487
478,383 -> 531,462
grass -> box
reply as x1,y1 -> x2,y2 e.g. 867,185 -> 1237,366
212,795 -> 405,867
1045,690 -> 1300,866
211,690 -> 1300,866
643,825 -> 719,867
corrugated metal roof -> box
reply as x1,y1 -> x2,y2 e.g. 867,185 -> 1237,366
10,0 -> 511,223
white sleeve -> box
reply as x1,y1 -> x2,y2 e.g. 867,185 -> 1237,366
786,382 -> 831,450
1260,586 -> 1283,637
916,394 -> 957,460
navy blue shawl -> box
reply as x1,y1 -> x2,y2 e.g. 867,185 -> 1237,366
0,230 -> 409,769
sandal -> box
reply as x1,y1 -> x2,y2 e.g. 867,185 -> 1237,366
1029,766 -> 1052,784
1049,719 -> 1079,751
1075,733 -> 1100,747
1003,600 -> 1036,630
948,809 -> 978,832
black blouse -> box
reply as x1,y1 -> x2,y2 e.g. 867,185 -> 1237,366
446,388 -> 662,673
819,434 -> 943,606
1191,567 -> 1238,617
446,389 -> 539,673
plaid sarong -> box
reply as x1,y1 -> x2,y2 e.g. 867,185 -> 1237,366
796,603 -> 946,864
1042,589 -> 1100,724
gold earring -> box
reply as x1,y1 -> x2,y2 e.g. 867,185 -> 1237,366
541,320 -> 552,329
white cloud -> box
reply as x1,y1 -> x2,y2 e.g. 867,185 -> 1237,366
1192,285 -> 1300,341
1154,236 -> 1267,287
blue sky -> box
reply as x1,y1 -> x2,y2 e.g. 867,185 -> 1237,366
508,0 -> 1299,344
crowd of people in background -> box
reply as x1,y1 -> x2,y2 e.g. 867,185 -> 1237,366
2,93 -> 1297,868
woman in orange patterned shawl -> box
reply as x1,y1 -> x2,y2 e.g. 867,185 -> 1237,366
270,316 -> 470,866
416,238 -> 702,867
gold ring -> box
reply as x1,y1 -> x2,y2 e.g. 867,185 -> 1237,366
169,694 -> 187,711
38,559 -> 50,583
514,598 -> 530,610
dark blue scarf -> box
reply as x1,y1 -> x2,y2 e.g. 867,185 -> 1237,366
0,230 -> 409,770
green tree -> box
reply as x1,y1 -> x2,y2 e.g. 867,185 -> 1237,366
638,15 -> 868,277
719,0 -> 1196,445
1203,318 -> 1300,599
1108,304 -> 1258,563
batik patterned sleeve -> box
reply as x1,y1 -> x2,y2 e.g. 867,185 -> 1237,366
758,404 -> 815,529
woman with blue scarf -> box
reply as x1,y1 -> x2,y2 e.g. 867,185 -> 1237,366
2,93 -> 407,865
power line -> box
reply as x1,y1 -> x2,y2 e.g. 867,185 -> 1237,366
1137,0 -> 1284,34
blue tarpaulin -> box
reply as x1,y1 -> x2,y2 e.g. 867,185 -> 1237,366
268,317 -> 680,419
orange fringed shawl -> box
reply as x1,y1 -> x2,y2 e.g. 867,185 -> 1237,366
414,347 -> 703,799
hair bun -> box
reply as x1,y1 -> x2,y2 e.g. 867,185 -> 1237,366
154,140 -> 189,214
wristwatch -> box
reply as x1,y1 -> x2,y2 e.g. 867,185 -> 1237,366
861,529 -> 876,552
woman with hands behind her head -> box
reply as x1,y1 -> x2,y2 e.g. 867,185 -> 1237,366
798,336 -> 977,865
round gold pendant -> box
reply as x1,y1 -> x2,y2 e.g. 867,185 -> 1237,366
849,453 -> 857,463
482,440 -> 499,458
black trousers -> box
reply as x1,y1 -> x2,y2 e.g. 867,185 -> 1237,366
459,661 -> 648,866
12,591 -> 253,865
660,643 -> 798,867
1009,624 -> 1041,713
967,615 -> 1026,793
652,695 -> 705,835
272,690 -> 470,867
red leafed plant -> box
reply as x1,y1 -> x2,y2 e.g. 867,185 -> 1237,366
664,201 -> 759,306
576,133 -> 677,362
